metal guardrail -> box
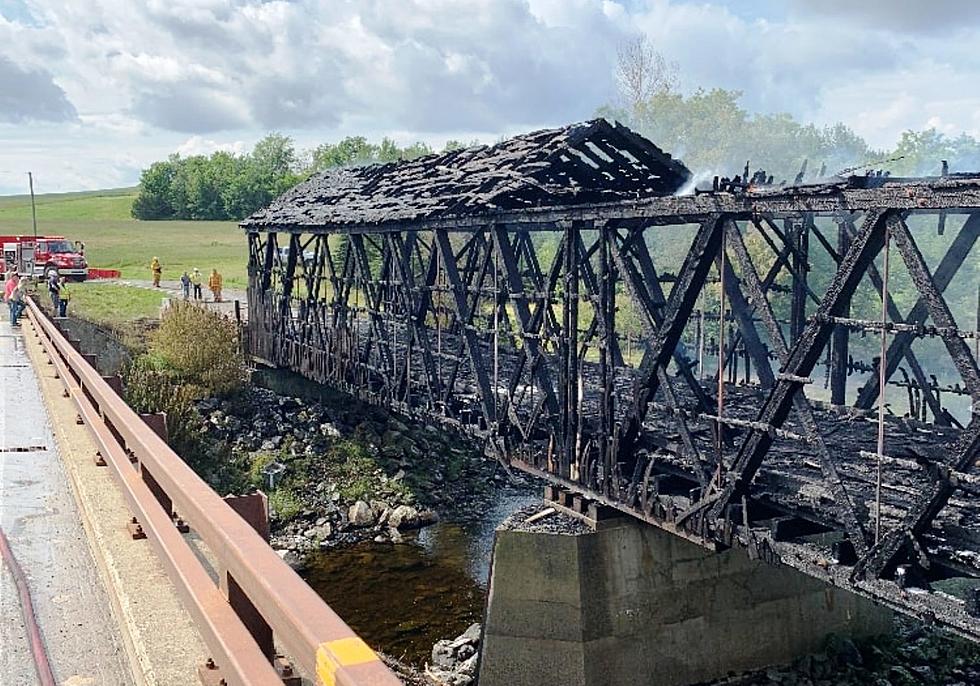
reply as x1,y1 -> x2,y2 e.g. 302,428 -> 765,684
26,298 -> 402,686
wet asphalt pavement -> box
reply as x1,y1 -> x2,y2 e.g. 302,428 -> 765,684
0,323 -> 132,685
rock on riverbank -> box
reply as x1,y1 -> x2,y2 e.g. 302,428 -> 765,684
426,623 -> 481,686
196,385 -> 534,562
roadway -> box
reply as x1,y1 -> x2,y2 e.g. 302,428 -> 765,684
0,321 -> 132,684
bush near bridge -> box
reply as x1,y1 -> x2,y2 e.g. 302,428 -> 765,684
147,301 -> 247,397
122,303 -> 248,487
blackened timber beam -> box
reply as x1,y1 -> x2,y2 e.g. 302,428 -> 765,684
247,177 -> 980,234
492,226 -> 561,423
830,220 -> 852,404
627,226 -> 716,412
619,215 -> 723,457
598,225 -> 616,480
889,216 -> 980,403
859,418 -> 980,578
789,216 -> 810,340
708,210 -> 888,519
260,232 -> 276,292
434,228 -> 497,428
856,213 -> 980,409
278,233 -> 300,339
607,228 -> 708,479
561,222 -> 583,479
389,232 -> 443,406
349,233 -> 396,382
722,222 -> 869,552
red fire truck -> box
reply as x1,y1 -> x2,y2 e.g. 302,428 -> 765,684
2,235 -> 88,280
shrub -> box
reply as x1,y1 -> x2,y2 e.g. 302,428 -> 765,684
269,490 -> 303,521
123,355 -> 246,493
149,301 -> 246,396
123,355 -> 204,459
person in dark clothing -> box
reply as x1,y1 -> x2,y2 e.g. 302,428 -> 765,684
58,277 -> 71,317
48,271 -> 61,314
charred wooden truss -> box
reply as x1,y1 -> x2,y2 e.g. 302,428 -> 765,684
242,119 -> 980,640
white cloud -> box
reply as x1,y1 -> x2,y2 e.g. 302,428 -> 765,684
175,136 -> 246,157
1,0 -> 980,192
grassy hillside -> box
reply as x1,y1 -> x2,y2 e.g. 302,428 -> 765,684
0,188 -> 248,286
0,187 -> 137,221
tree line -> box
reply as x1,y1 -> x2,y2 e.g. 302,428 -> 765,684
131,135 -> 473,221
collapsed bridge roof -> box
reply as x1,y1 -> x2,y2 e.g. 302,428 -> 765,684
241,118 -> 690,232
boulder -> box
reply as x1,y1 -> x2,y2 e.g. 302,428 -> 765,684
305,523 -> 332,541
348,500 -> 375,527
276,549 -> 304,571
431,640 -> 457,670
388,505 -> 421,529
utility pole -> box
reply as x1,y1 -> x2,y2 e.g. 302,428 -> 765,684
28,172 -> 38,242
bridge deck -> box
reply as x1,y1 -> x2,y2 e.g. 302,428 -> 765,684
0,324 -> 133,684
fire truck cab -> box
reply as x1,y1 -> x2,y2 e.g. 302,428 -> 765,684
2,235 -> 88,280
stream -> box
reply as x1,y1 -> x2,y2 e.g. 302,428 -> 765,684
302,491 -> 537,666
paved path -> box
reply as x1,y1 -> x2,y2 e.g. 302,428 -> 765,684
100,279 -> 248,323
0,323 -> 133,684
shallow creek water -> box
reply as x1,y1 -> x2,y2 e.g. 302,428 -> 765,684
302,492 -> 537,666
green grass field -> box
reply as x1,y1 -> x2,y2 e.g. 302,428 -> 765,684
0,188 -> 248,286
64,282 -> 167,329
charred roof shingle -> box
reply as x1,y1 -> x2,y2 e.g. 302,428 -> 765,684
241,118 -> 690,232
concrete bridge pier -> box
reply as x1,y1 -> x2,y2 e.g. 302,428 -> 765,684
479,515 -> 892,686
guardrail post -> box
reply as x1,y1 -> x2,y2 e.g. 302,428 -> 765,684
102,375 -> 124,396
138,413 -> 175,521
210,492 -> 301,685
223,492 -> 270,542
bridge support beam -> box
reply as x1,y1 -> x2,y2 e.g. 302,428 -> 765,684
479,517 -> 892,686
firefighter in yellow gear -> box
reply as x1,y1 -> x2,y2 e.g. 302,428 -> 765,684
191,268 -> 203,300
150,257 -> 162,287
208,268 -> 223,302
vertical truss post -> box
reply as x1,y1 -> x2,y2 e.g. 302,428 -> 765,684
560,222 -> 583,480
789,216 -> 811,341
830,219 -> 851,405
599,223 -> 616,488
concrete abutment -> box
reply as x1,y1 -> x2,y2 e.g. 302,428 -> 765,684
479,517 -> 892,686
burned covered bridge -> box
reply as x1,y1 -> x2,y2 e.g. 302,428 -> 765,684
241,118 -> 980,640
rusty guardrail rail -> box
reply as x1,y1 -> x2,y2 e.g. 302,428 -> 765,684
26,298 -> 402,686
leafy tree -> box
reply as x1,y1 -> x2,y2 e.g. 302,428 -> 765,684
131,159 -> 178,219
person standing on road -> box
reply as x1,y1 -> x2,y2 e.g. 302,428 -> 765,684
5,272 -> 19,325
150,257 -> 162,288
9,276 -> 25,326
58,276 -> 71,317
191,268 -> 203,301
48,271 -> 61,314
180,271 -> 191,300
208,268 -> 223,303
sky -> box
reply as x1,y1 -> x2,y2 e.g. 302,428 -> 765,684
1,0 -> 980,195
